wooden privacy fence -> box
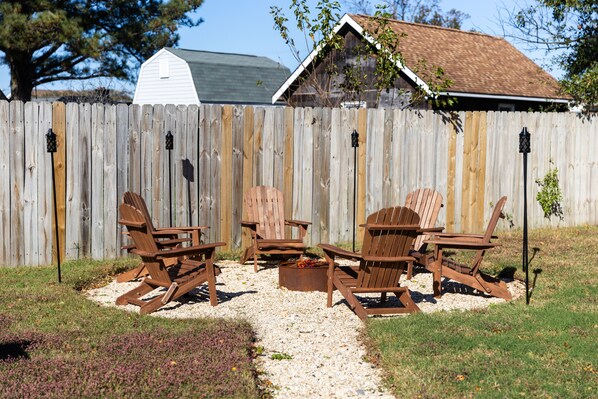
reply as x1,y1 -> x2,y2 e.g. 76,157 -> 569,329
1,100 -> 597,267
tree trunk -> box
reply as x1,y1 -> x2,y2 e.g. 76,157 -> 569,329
7,51 -> 35,101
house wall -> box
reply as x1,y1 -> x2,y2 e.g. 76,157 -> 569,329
133,50 -> 200,105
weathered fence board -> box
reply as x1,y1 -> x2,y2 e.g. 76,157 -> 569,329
0,101 -> 10,265
52,102 -> 67,263
220,105 -> 233,250
209,105 -> 222,244
91,103 -> 105,259
1,100 -> 598,267
23,102 -> 39,265
231,105 -> 245,249
103,105 -> 118,258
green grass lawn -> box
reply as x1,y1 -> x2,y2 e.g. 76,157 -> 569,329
1,226 -> 596,398
365,226 -> 598,399
0,258 -> 262,399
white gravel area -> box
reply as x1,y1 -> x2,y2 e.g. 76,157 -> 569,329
86,260 -> 524,399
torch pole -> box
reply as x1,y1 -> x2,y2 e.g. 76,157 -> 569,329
351,130 -> 359,253
166,131 -> 174,227
519,127 -> 531,305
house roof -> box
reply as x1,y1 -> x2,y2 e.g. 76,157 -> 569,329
273,14 -> 569,103
166,48 -> 290,105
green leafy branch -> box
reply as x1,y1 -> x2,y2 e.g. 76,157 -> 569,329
535,162 -> 564,220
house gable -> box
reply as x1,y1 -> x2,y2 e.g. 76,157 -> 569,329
133,48 -> 200,105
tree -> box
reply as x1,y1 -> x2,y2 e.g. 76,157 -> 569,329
0,0 -> 204,101
499,0 -> 597,110
344,0 -> 469,28
271,0 -> 453,108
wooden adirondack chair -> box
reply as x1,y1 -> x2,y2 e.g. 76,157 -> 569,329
404,188 -> 444,279
318,206 -> 421,320
117,191 -> 208,282
117,203 -> 225,314
240,186 -> 311,272
424,196 -> 512,300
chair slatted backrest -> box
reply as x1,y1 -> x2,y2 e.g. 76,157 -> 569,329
357,207 -> 420,289
119,203 -> 171,282
471,196 -> 507,273
405,188 -> 443,251
123,192 -> 156,233
244,186 -> 286,240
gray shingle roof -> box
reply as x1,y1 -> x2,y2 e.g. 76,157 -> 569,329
166,48 -> 290,105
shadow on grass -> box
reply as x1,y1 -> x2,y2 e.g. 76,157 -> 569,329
498,266 -> 517,280
0,341 -> 31,361
529,268 -> 543,300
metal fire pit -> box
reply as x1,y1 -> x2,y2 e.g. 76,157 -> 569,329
278,260 -> 333,292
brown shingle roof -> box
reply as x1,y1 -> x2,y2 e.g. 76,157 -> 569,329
350,14 -> 567,100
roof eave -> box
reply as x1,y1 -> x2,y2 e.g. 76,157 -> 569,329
439,91 -> 571,103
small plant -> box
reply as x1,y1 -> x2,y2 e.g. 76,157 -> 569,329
270,352 -> 293,360
535,162 -> 564,220
254,345 -> 265,356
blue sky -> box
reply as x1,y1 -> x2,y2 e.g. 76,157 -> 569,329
1,0 -> 550,97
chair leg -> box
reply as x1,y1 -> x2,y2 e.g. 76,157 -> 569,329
240,247 -> 253,264
324,254 -> 335,308
116,263 -> 148,283
253,252 -> 259,273
206,258 -> 219,306
477,272 -> 512,300
139,296 -> 170,315
395,289 -> 421,313
406,261 -> 413,280
116,281 -> 154,305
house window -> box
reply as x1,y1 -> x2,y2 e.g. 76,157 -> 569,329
341,101 -> 366,109
498,103 -> 515,112
159,59 -> 170,79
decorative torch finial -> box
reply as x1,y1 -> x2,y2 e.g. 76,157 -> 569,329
519,127 -> 531,154
165,130 -> 173,150
351,129 -> 359,148
46,129 -> 57,153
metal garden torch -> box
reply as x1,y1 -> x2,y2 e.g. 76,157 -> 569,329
351,129 -> 359,253
519,127 -> 531,305
165,130 -> 174,227
46,128 -> 61,283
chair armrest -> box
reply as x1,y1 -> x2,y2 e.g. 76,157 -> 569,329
132,242 -> 225,258
155,242 -> 226,258
286,219 -> 312,226
152,230 -> 195,237
430,232 -> 497,239
417,226 -> 444,233
119,219 -> 146,228
241,220 -> 258,227
360,223 -> 420,231
424,239 -> 499,250
318,244 -> 362,261
154,225 -> 208,232
362,255 -> 416,262
155,237 -> 190,245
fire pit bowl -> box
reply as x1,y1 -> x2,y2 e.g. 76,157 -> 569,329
278,260 -> 334,292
